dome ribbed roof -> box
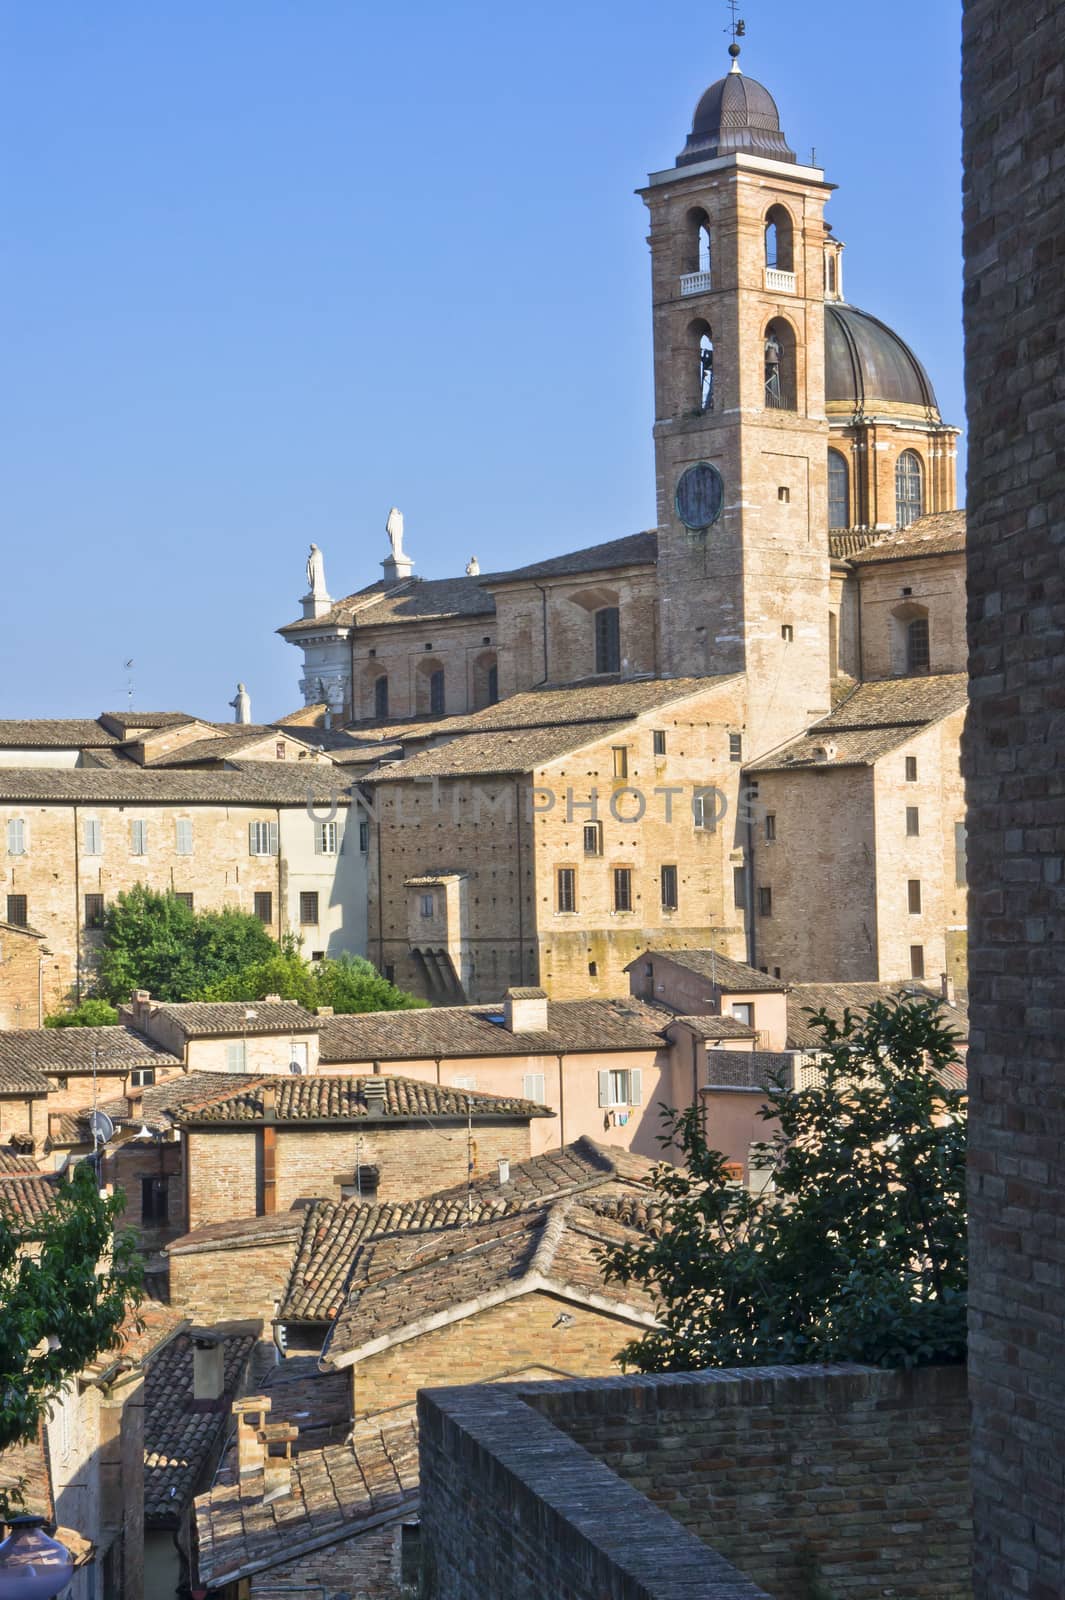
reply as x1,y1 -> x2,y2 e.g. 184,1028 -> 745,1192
678,65 -> 796,167
825,303 -> 940,418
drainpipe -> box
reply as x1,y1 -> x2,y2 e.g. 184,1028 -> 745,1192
745,808 -> 757,970
73,805 -> 81,1004
515,780 -> 525,984
557,1054 -> 565,1150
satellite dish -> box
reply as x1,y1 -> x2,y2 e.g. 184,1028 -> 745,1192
89,1110 -> 115,1146
289,1060 -> 304,1075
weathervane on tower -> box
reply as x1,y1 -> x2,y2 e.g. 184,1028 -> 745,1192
725,0 -> 746,68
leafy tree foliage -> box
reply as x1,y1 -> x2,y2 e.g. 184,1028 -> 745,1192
198,950 -> 424,1012
600,998 -> 966,1372
44,998 -> 120,1029
94,885 -> 277,1003
0,1163 -> 143,1464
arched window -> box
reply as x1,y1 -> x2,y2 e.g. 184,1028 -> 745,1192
895,450 -> 924,528
764,318 -> 796,411
473,650 -> 498,710
374,675 -> 389,720
828,448 -> 850,528
683,208 -> 712,278
429,669 -> 445,716
765,205 -> 794,273
907,617 -> 931,674
595,607 -> 621,674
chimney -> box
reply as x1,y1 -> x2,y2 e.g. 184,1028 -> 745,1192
497,1158 -> 510,1186
504,987 -> 549,1034
363,1078 -> 387,1113
129,990 -> 153,1025
263,993 -> 282,1003
316,1006 -> 334,1017
261,1422 -> 299,1503
260,1083 -> 277,1117
191,1335 -> 225,1410
941,972 -> 956,1006
233,1395 -> 272,1480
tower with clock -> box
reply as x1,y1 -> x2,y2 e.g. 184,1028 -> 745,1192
639,34 -> 835,756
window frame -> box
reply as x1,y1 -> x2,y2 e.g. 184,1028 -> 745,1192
910,944 -> 926,979
299,890 -> 320,926
253,890 -> 273,924
582,820 -> 603,856
612,866 -> 633,913
6,819 -> 26,856
315,820 -> 339,856
757,886 -> 773,917
828,447 -> 850,530
906,806 -> 920,837
175,818 -> 194,856
598,1067 -> 643,1108
129,819 -> 148,857
594,607 -> 621,675
83,818 -> 102,856
556,866 -> 577,914
84,893 -> 105,930
248,820 -> 279,857
611,746 -> 628,780
652,729 -> 667,757
895,450 -> 924,529
6,894 -> 28,928
729,733 -> 743,763
660,864 -> 679,913
905,756 -> 918,782
907,879 -> 922,915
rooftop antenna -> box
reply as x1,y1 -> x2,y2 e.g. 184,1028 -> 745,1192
725,0 -> 746,69
124,659 -> 135,712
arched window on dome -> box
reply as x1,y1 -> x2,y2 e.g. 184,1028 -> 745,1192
828,448 -> 850,529
765,205 -> 794,273
895,450 -> 924,528
764,318 -> 796,411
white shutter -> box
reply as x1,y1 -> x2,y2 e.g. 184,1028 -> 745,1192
522,1072 -> 545,1103
268,821 -> 279,856
225,1041 -> 246,1072
628,1069 -> 643,1106
249,822 -> 257,855
83,819 -> 101,855
7,819 -> 25,855
598,1070 -> 611,1108
176,819 -> 193,855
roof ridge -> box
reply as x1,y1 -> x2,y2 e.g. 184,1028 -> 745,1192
528,1197 -> 574,1279
178,1075 -> 270,1115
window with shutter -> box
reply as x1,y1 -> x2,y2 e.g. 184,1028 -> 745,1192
597,1070 -> 612,1108
6,819 -> 25,856
130,820 -> 147,856
249,821 -> 279,856
175,819 -> 193,855
315,821 -> 338,855
225,1041 -> 246,1071
83,819 -> 102,855
522,1072 -> 546,1103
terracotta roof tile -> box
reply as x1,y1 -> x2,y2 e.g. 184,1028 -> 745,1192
0,1149 -> 39,1173
319,997 -> 668,1063
846,510 -> 966,565
640,949 -> 787,993
0,768 -> 352,806
193,1407 -> 420,1589
0,719 -> 119,748
0,1171 -> 64,1223
670,1014 -> 759,1040
787,981 -> 970,1052
175,1074 -> 551,1125
0,1026 -> 180,1082
144,1323 -> 260,1521
748,673 -> 968,773
147,1002 -> 319,1039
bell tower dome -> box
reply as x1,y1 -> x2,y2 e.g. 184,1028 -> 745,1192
640,42 -> 834,756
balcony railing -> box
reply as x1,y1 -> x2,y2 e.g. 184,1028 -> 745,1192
680,270 -> 713,296
764,267 -> 797,293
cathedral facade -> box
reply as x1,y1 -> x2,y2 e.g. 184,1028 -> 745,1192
279,50 -> 968,1004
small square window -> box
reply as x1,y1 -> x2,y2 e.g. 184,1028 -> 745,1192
906,806 -> 920,837
424,642 -> 433,651
757,886 -> 773,917
299,890 -> 320,926
778,486 -> 790,502
419,893 -> 434,919
368,647 -> 377,658
781,624 -> 794,642
907,879 -> 922,915
652,730 -> 667,757
174,892 -> 194,910
765,813 -> 776,841
583,821 -> 603,856
588,960 -> 598,977
905,756 -> 918,782
275,741 -> 287,759
254,891 -> 273,924
910,944 -> 925,979
130,1067 -> 155,1088
729,733 -> 743,763
611,747 -> 628,780
731,1002 -> 753,1027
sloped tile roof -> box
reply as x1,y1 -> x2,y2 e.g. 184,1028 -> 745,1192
360,720 -> 625,780
322,1199 -> 657,1364
0,719 -> 119,748
670,1014 -> 759,1040
0,919 -> 45,941
0,767 -> 352,805
99,712 -> 198,734
847,510 -> 967,565
175,1073 -> 551,1125
319,997 -> 669,1064
433,673 -> 737,734
0,1052 -> 50,1096
194,1406 -> 420,1589
280,1135 -> 657,1324
0,1149 -> 39,1173
747,673 -> 968,773
0,1171 -> 64,1223
704,1049 -> 791,1089
0,1026 -> 180,1080
168,1209 -> 309,1256
147,1002 -> 319,1039
277,533 -> 658,637
787,981 -> 970,1052
640,949 -> 787,993
255,1356 -> 353,1448
95,1071 -> 290,1135
143,1323 -> 260,1521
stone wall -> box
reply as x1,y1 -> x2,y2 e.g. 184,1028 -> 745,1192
962,1 -> 1065,1594
419,1364 -> 971,1600
0,921 -> 44,1028
168,1230 -> 299,1328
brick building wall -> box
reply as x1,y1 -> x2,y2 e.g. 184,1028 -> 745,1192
0,921 -> 45,1028
857,552 -> 968,678
184,1118 -> 534,1227
347,1290 -> 641,1418
962,2 -> 1065,1594
0,1092 -> 45,1146
168,1232 -> 299,1328
418,1365 -> 970,1600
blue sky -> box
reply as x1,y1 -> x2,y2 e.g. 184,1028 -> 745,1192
2,1 -> 963,720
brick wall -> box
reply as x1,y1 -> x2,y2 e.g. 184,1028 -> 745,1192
0,923 -> 44,1028
962,2 -> 1065,1594
349,1290 -> 641,1418
534,1365 -> 971,1599
168,1235 -> 299,1327
186,1129 -> 259,1230
418,1364 -> 970,1600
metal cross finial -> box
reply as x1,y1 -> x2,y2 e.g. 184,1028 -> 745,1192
725,1 -> 746,63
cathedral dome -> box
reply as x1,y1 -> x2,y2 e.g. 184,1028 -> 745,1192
677,63 -> 796,167
825,302 -> 941,420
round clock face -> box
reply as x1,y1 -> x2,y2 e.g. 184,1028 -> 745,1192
675,462 -> 724,531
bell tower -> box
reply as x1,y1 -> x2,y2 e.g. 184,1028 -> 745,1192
640,39 -> 834,756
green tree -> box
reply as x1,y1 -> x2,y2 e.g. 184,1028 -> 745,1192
44,998 -> 120,1029
197,949 -> 424,1012
600,997 -> 967,1373
0,1163 -> 143,1475
95,885 -> 277,1003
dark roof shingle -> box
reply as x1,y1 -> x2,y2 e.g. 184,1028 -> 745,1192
174,1074 -> 552,1125
143,1323 -> 260,1521
642,949 -> 788,993
0,768 -> 352,806
747,673 -> 968,773
319,997 -> 668,1063
0,1026 -> 180,1081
